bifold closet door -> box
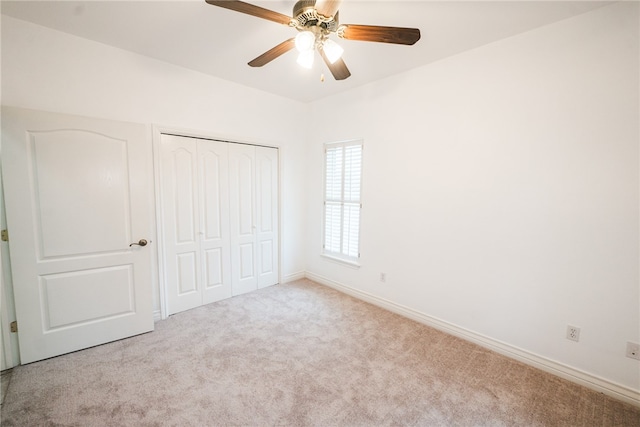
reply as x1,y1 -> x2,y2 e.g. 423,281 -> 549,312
160,135 -> 231,315
229,144 -> 279,296
229,144 -> 258,296
256,146 -> 279,289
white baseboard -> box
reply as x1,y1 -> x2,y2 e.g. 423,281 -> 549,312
281,271 -> 306,284
305,271 -> 640,408
153,310 -> 162,323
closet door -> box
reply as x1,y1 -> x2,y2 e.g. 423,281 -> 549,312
256,147 -> 279,288
162,137 -> 278,308
161,135 -> 231,314
229,144 -> 258,296
161,135 -> 202,314
199,142 -> 232,304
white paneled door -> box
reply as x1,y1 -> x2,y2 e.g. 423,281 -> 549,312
160,134 -> 232,315
229,144 -> 279,295
229,143 -> 258,296
255,147 -> 279,289
1,107 -> 154,364
200,142 -> 233,304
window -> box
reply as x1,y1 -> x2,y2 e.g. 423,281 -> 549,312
323,140 -> 362,262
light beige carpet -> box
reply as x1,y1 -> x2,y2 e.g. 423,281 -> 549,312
1,279 -> 638,426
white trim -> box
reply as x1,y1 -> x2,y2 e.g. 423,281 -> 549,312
153,310 -> 162,323
0,264 -> 16,370
321,254 -> 361,269
305,271 -> 640,408
277,147 -> 283,293
151,126 -> 169,320
0,150 -> 20,369
281,271 -> 306,283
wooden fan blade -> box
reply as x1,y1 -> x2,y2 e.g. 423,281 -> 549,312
205,0 -> 292,25
315,0 -> 342,19
248,38 -> 296,67
338,24 -> 421,45
319,49 -> 351,80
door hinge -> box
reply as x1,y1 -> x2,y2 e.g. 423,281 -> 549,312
10,321 -> 17,333
1,229 -> 8,242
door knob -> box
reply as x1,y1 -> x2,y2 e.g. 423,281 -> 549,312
129,239 -> 148,247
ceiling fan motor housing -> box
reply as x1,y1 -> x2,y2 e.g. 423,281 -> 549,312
293,0 -> 339,32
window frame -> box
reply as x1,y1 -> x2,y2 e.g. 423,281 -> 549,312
322,139 -> 363,266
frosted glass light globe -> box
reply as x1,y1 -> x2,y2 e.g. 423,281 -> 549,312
323,39 -> 344,64
295,31 -> 315,52
297,50 -> 314,69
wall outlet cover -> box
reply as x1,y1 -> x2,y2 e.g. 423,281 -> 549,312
566,325 -> 580,342
626,342 -> 640,360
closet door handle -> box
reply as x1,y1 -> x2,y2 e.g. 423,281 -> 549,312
129,239 -> 148,247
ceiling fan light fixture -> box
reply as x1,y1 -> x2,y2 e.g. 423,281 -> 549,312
295,31 -> 315,52
206,0 -> 421,81
322,38 -> 344,64
297,49 -> 315,69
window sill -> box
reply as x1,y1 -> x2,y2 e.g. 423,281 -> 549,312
321,253 -> 361,269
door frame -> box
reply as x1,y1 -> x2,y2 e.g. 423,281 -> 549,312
0,163 -> 20,370
152,125 -> 282,320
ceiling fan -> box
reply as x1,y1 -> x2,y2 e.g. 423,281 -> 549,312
205,0 -> 421,80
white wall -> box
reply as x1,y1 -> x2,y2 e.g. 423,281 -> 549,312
1,15 -> 309,315
306,2 -> 639,396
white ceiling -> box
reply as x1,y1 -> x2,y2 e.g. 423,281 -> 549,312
1,0 -> 611,103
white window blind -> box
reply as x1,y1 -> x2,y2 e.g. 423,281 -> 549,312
323,140 -> 362,261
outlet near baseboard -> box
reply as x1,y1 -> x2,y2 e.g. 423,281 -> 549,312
566,325 -> 580,342
626,342 -> 640,360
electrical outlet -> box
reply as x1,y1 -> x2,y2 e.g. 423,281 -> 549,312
626,342 -> 640,360
380,273 -> 386,283
566,325 -> 580,342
